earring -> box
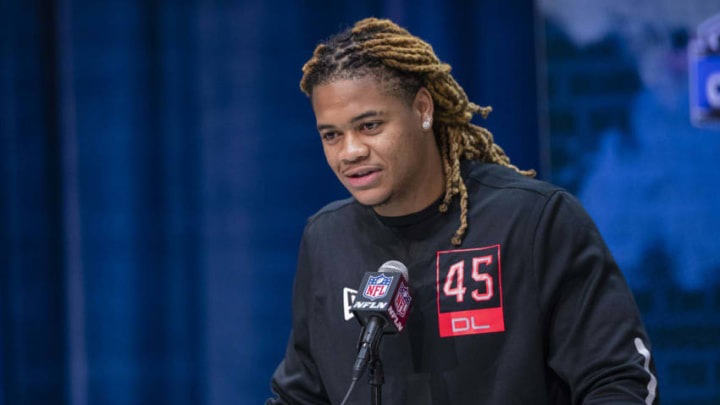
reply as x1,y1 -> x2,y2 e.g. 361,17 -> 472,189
422,120 -> 431,130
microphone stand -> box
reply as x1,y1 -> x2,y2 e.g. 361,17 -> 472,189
368,335 -> 384,405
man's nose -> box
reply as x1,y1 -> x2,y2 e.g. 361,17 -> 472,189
340,132 -> 369,164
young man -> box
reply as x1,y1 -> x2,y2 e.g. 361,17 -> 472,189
268,18 -> 657,404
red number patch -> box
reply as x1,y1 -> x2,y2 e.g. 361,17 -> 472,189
436,245 -> 504,337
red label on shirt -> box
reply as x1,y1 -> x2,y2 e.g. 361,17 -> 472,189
436,245 -> 505,337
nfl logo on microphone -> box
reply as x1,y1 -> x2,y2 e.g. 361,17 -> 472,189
394,284 -> 411,317
363,274 -> 393,300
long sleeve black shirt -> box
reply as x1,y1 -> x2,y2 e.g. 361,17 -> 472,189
268,162 -> 658,404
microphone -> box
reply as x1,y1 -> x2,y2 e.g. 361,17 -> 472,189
350,260 -> 413,382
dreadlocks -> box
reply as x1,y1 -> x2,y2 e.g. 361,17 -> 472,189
300,17 -> 535,246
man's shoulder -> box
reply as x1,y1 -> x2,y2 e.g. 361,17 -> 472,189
300,197 -> 366,244
465,161 -> 561,198
306,196 -> 360,226
465,162 -> 594,226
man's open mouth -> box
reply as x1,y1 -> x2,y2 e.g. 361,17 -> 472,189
349,170 -> 378,178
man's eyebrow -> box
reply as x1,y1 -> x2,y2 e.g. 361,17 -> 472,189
350,110 -> 383,123
316,110 -> 385,131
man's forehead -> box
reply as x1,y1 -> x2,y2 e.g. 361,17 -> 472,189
312,79 -> 397,126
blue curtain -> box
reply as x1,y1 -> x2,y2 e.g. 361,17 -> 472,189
0,1 -> 539,404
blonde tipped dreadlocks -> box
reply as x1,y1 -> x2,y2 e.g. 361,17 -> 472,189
301,17 -> 535,246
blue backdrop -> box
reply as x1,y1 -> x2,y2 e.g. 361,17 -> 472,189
1,1 -> 540,404
541,2 -> 720,403
6,1 -> 719,404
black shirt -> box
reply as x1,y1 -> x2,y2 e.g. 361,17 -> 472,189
268,161 -> 658,404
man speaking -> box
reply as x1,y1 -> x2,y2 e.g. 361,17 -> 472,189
267,18 -> 657,404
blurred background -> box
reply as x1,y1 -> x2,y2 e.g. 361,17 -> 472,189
2,0 -> 719,404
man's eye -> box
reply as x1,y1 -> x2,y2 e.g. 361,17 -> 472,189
322,132 -> 339,141
361,122 -> 381,131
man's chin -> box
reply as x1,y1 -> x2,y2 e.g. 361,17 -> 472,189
353,192 -> 392,210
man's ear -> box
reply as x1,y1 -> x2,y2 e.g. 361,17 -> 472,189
413,87 -> 434,124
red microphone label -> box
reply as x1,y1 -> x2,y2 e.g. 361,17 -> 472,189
394,282 -> 411,317
436,245 -> 505,337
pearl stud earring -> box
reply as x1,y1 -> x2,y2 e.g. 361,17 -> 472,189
422,120 -> 431,130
